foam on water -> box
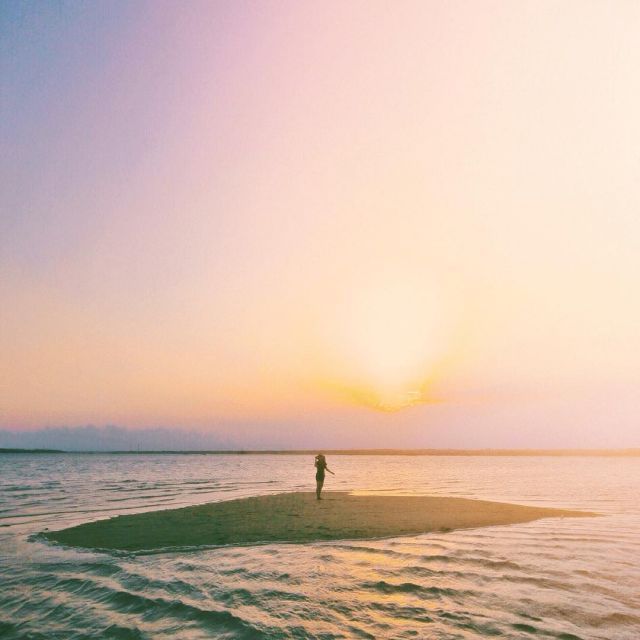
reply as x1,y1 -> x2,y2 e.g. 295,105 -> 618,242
1,454 -> 639,639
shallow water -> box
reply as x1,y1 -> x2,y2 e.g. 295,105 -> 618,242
1,454 -> 638,639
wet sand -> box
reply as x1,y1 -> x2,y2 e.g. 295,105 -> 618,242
43,492 -> 595,552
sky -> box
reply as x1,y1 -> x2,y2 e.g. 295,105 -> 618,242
1,1 -> 639,449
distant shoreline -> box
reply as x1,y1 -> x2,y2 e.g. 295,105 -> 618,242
0,448 -> 64,454
2,447 -> 639,456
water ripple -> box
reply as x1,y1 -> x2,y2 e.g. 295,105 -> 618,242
1,453 -> 639,639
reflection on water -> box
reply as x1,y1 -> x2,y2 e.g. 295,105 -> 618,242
1,454 -> 639,639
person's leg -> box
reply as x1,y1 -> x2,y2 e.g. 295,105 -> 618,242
316,477 -> 324,499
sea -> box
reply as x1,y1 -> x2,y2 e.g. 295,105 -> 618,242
0,453 -> 638,640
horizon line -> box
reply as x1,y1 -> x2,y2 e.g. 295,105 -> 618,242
1,447 -> 639,457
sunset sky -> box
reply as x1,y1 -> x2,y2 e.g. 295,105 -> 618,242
2,1 -> 639,448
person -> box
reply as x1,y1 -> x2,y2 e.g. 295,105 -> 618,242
314,453 -> 334,500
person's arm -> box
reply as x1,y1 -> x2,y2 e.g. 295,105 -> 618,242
326,466 -> 335,475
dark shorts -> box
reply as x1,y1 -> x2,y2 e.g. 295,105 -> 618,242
316,473 -> 325,482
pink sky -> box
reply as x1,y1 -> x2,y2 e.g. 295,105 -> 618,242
1,1 -> 639,448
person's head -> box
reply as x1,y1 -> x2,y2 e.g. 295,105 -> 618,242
315,453 -> 325,462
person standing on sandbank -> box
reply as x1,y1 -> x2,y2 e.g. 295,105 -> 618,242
315,453 -> 334,500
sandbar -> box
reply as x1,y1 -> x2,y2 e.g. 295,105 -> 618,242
43,492 -> 595,552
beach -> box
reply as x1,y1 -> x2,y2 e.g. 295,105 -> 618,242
44,491 -> 594,552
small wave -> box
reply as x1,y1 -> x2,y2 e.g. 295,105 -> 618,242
512,622 -> 540,634
260,589 -> 308,603
99,624 -> 146,640
332,543 -> 433,557
360,580 -> 464,598
369,602 -> 434,624
593,612 -> 640,627
3,573 -> 265,638
213,587 -> 258,607
33,561 -> 121,579
420,554 -> 455,563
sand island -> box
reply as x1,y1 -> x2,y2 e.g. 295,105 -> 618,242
42,492 -> 595,552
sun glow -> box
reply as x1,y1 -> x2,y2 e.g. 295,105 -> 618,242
317,277 -> 452,411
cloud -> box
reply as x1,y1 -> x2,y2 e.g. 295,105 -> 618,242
0,425 -> 235,452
